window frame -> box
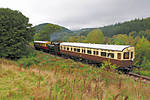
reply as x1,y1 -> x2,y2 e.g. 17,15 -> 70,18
123,52 -> 129,59
117,53 -> 121,59
107,53 -> 114,58
87,50 -> 92,54
101,52 -> 106,57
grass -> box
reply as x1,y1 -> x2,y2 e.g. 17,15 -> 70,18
133,67 -> 150,77
0,51 -> 150,100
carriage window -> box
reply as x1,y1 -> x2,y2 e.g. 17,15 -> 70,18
131,52 -> 133,59
117,53 -> 121,59
67,48 -> 69,51
107,53 -> 114,58
77,49 -> 80,53
101,52 -> 106,57
84,50 -> 86,53
124,52 -> 129,59
96,51 -> 99,55
93,51 -> 96,55
71,48 -> 72,51
87,50 -> 91,54
74,48 -> 76,52
82,49 -> 86,53
93,51 -> 99,55
82,49 -> 84,53
64,47 -> 66,50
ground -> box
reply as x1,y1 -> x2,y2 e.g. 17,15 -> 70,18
0,52 -> 150,100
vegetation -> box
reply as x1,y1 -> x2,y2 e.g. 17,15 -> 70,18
34,24 -> 62,41
77,18 -> 150,37
68,35 -> 87,43
87,29 -> 104,44
34,23 -> 73,34
100,18 -> 150,37
1,52 -> 150,100
0,8 -> 35,59
34,17 -> 150,41
34,23 -> 74,41
135,37 -> 150,66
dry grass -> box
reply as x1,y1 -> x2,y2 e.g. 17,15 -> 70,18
0,54 -> 150,100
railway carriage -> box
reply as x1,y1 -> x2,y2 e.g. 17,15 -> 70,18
34,41 -> 52,51
60,42 -> 135,69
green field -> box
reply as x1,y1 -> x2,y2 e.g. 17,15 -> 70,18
0,51 -> 150,100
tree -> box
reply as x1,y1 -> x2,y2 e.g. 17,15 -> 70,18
135,36 -> 150,66
0,8 -> 35,59
68,35 -> 88,43
87,29 -> 104,44
144,29 -> 150,41
111,34 -> 128,45
34,24 -> 62,41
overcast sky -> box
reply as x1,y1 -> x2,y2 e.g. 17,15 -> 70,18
0,0 -> 150,30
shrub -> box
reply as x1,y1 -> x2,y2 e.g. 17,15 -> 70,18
101,61 -> 117,71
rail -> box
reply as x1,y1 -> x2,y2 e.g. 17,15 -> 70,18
128,72 -> 150,82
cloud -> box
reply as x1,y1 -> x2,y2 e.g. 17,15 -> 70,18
0,0 -> 150,29
54,0 -> 150,29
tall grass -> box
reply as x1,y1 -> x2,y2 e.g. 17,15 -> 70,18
0,51 -> 150,100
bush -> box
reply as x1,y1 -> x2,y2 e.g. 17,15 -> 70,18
101,61 -> 117,71
17,51 -> 39,68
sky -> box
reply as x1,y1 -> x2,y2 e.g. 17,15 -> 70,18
0,0 -> 150,30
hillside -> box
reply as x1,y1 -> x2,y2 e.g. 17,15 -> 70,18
75,17 -> 150,37
34,23 -> 73,34
1,51 -> 150,100
34,23 -> 74,41
34,17 -> 150,41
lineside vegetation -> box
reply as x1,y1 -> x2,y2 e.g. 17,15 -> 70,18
0,51 -> 150,100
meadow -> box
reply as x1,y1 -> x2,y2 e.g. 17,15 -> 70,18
0,51 -> 150,100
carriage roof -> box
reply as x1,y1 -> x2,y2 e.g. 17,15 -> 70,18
60,42 -> 132,51
34,41 -> 50,43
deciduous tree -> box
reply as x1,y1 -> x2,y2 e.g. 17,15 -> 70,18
135,36 -> 150,66
0,8 -> 35,59
87,29 -> 104,44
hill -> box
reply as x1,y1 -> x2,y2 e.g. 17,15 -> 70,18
100,17 -> 150,37
34,17 -> 150,41
34,23 -> 75,41
75,17 -> 150,37
34,23 -> 73,34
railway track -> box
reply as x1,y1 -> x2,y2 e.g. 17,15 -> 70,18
128,72 -> 150,83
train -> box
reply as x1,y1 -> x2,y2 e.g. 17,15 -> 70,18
34,41 -> 135,71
